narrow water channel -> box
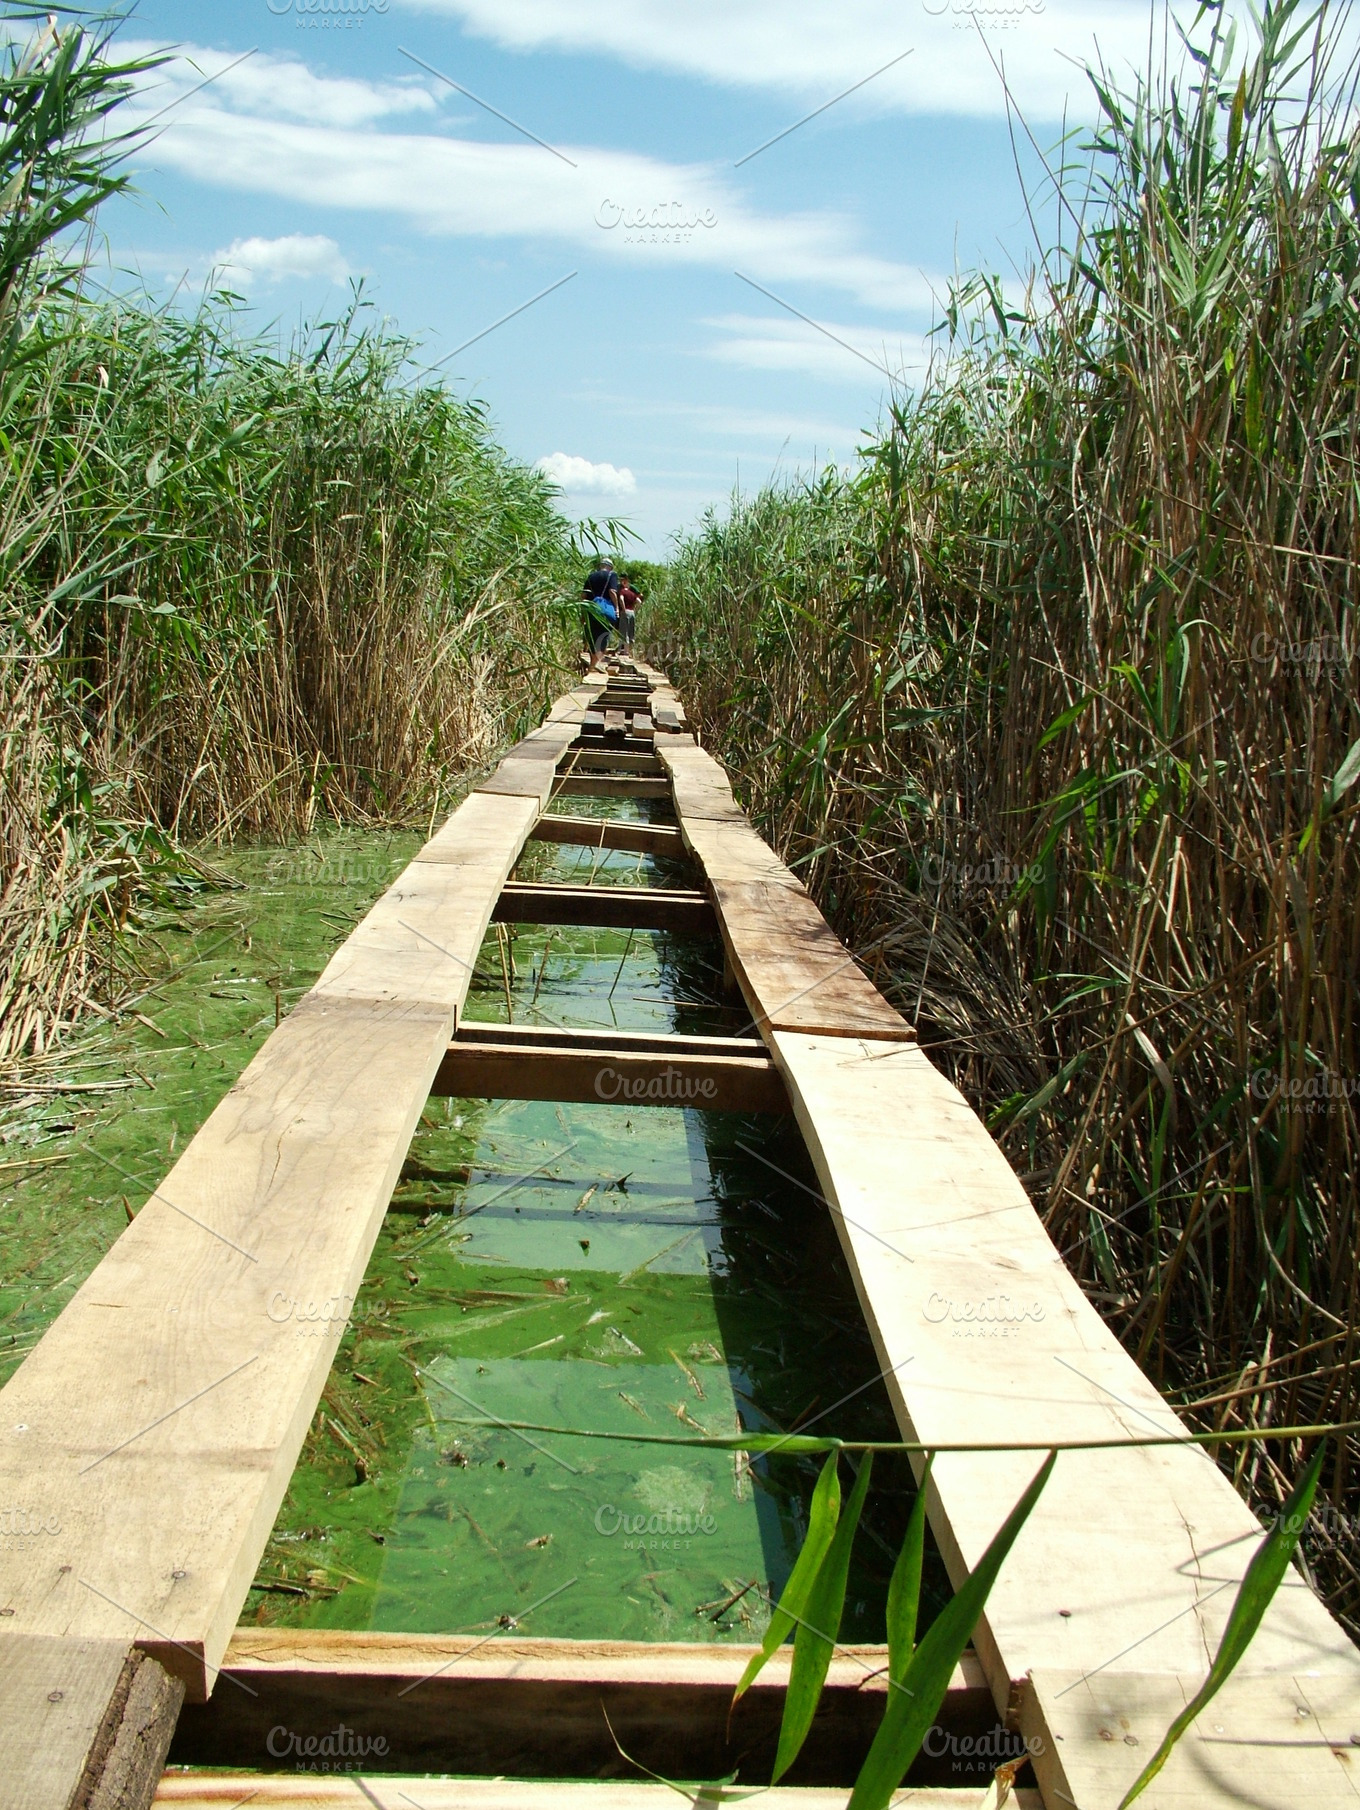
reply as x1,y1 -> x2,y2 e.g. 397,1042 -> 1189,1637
250,796 -> 941,1645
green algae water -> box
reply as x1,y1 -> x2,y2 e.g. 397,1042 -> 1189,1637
0,809 -> 943,1649
247,800 -> 938,1644
0,828 -> 421,1387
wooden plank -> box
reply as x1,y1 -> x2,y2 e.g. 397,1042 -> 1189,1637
603,709 -> 628,739
0,788 -> 538,1704
658,741 -> 911,1041
166,1632 -> 994,1786
529,816 -> 687,859
84,1649 -> 185,1810
156,1781 -> 1041,1810
571,735 -> 657,757
711,878 -> 913,1040
632,713 -> 654,741
433,1034 -> 789,1113
552,775 -> 671,801
654,737 -> 746,825
1022,1670 -> 1360,1808
562,750 -> 663,776
2,1636 -> 133,1810
767,1032 -> 1360,1735
452,1021 -> 771,1058
492,881 -> 713,933
477,757 -> 562,806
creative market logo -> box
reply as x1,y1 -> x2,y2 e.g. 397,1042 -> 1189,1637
596,200 -> 718,246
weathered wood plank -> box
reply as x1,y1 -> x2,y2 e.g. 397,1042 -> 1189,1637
433,1033 -> 788,1113
529,816 -> 686,858
2,1636 -> 133,1810
84,1649 -> 185,1810
156,1781 -> 1040,1810
492,881 -> 713,933
167,1633 -> 993,1787
1022,1669 -> 1360,1809
562,750 -> 663,776
769,1032 -> 1360,1732
659,741 -> 911,1041
552,775 -> 671,800
0,785 -> 538,1704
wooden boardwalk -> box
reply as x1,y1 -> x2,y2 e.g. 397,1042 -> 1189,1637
2,663 -> 1358,1809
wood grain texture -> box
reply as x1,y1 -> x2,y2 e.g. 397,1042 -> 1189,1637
169,1635 -> 990,1785
0,1636 -> 132,1810
156,1780 -> 1040,1810
529,817 -> 686,858
769,1032 -> 1360,1721
492,881 -> 713,933
1022,1669 -> 1360,1808
433,1037 -> 788,1113
83,1651 -> 184,1810
552,775 -> 671,801
658,741 -> 911,1040
0,785 -> 537,1703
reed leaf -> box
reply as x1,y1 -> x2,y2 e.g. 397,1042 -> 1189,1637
847,1452 -> 1056,1810
772,1451 -> 873,1781
732,1447 -> 840,1700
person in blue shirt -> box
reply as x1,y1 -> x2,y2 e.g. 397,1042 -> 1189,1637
581,559 -> 620,672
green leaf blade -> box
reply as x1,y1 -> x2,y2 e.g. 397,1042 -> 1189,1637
848,1451 -> 1056,1810
886,1454 -> 934,1685
773,1452 -> 874,1782
733,1450 -> 841,1701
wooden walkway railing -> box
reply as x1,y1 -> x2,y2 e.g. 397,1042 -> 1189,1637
1,663 -> 1357,1809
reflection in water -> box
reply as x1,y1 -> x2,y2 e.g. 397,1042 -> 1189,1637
246,798 -> 945,1642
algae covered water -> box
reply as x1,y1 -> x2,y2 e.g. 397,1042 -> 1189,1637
249,799 -> 935,1644
0,808 -> 940,1648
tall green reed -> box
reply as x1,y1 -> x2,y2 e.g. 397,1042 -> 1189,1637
654,0 -> 1360,1635
0,14 -> 577,1067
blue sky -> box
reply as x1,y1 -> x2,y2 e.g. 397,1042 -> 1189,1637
92,1 -> 1227,555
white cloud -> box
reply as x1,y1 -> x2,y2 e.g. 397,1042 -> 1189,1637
211,233 -> 351,290
399,0 -> 1170,121
115,43 -> 943,316
123,36 -> 437,127
536,452 -> 637,495
703,312 -> 934,383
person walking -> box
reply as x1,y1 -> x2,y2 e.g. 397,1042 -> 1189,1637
617,576 -> 641,648
580,558 -> 620,673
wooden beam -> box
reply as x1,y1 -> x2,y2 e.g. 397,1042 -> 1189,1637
492,881 -> 713,933
433,1023 -> 788,1113
658,741 -> 912,1042
571,735 -> 657,757
1,1637 -> 183,1810
562,750 -> 663,776
167,1631 -> 997,1788
553,775 -> 671,801
1022,1669 -> 1360,1809
530,816 -> 687,859
158,1782 -> 1039,1810
0,784 -> 540,1704
768,1031 -> 1360,1738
